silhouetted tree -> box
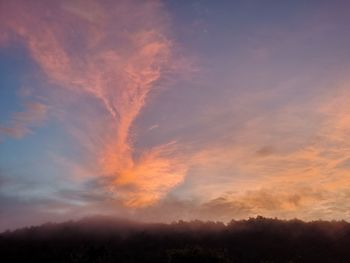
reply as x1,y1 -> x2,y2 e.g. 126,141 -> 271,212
1,216 -> 349,263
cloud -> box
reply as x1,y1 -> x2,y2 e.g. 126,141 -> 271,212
2,0 -> 350,224
174,76 -> 350,221
148,124 -> 159,131
130,185 -> 330,223
255,146 -> 275,157
0,102 -> 47,139
1,0 -> 186,207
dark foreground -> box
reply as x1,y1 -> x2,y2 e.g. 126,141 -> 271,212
1,216 -> 350,263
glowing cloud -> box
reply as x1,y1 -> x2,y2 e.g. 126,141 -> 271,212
1,0 -> 185,206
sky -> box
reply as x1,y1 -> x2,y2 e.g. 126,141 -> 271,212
1,0 -> 350,231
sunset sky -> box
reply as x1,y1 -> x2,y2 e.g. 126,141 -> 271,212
1,0 -> 350,231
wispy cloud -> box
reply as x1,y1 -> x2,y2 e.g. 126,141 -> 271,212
2,0 -> 350,224
1,0 -> 186,206
180,78 -> 350,220
0,102 -> 47,139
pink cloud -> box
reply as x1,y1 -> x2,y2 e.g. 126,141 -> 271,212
1,0 -> 186,207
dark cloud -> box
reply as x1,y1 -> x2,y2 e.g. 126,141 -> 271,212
198,197 -> 253,220
255,145 -> 275,157
336,158 -> 350,169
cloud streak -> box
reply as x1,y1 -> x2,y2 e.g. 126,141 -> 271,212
0,102 -> 47,139
1,0 -> 185,206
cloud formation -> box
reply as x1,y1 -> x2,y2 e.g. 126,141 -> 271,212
1,0 -> 185,207
181,78 -> 350,221
1,0 -> 350,228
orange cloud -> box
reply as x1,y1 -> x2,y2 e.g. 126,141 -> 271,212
112,143 -> 187,207
183,78 -> 350,220
1,0 -> 185,207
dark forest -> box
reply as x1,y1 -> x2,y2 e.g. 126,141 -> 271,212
1,216 -> 349,263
